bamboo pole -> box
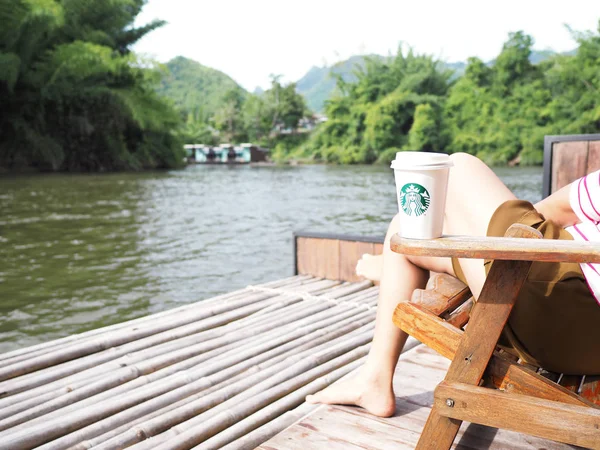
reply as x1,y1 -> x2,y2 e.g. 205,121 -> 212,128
0,324 -> 280,429
71,320 -> 373,450
334,285 -> 379,303
3,326 -> 373,450
0,283 -> 376,450
0,290 -> 281,382
0,287 -> 249,365
193,361 -> 364,450
216,402 -> 318,450
143,344 -> 371,450
0,293 -> 284,401
1,276 -> 355,402
0,277 -> 335,401
0,308 -> 373,433
0,274 -> 332,392
0,291 -> 322,411
39,321 -> 375,450
0,278 -> 368,412
108,337 -> 372,450
1,302 -> 372,438
0,274 -> 319,369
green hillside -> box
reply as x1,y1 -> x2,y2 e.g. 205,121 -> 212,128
157,56 -> 246,116
296,55 -> 371,112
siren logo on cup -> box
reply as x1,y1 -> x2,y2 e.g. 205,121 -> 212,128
399,183 -> 430,217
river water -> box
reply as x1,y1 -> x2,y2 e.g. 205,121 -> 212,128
0,165 -> 542,352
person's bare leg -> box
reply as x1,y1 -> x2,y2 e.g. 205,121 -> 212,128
306,213 -> 430,417
306,153 -> 516,416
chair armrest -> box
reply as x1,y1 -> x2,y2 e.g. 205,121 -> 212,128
390,233 -> 600,263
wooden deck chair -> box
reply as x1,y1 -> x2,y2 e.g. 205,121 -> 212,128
391,223 -> 600,449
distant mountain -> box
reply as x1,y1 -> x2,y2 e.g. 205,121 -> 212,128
296,55 -> 374,113
297,49 -> 576,112
157,56 -> 246,116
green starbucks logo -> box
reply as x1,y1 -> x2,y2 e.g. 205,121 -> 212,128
399,183 -> 430,216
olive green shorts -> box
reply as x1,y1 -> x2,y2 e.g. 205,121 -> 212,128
452,200 -> 600,375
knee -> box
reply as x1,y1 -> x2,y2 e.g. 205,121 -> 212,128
449,152 -> 480,167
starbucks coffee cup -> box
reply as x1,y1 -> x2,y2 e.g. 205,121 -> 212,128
390,152 -> 453,239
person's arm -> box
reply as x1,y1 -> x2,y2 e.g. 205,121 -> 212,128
534,183 -> 580,228
535,171 -> 600,228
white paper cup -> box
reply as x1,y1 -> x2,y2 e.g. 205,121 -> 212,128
390,152 -> 453,239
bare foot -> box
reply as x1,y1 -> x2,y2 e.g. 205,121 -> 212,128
356,253 -> 384,282
305,369 -> 395,417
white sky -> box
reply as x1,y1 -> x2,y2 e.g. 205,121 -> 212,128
134,0 -> 600,91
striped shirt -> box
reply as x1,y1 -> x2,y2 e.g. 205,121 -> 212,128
565,170 -> 600,304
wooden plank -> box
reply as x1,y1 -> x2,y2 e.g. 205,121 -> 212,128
339,241 -> 374,282
435,381 -> 600,449
551,141 -> 589,193
296,237 -> 311,276
296,237 -> 340,279
394,302 -> 462,360
414,225 -> 539,450
373,243 -> 384,255
587,140 -> 600,173
391,228 -> 600,263
445,298 -> 473,328
303,406 -> 420,448
487,355 -> 597,408
581,376 -> 600,406
412,273 -> 470,316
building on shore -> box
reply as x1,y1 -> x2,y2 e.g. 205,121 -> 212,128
184,143 -> 269,164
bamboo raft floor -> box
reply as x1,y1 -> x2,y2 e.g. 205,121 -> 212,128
0,273 -> 581,449
0,275 -> 390,450
260,345 -> 580,450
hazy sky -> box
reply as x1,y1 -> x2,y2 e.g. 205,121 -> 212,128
134,0 -> 600,91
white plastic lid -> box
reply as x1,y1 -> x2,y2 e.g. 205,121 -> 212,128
390,151 -> 453,170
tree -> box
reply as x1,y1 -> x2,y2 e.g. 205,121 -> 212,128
0,0 -> 183,171
262,76 -> 308,132
299,47 -> 452,164
214,88 -> 246,142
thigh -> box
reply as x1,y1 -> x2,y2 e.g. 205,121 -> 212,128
441,153 -> 517,297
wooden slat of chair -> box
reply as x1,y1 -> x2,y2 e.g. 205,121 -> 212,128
434,382 -> 600,449
391,231 -> 600,262
393,302 -> 595,408
393,223 -> 600,450
409,274 -> 600,406
411,272 -> 471,316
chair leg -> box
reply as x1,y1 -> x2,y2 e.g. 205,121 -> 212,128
415,409 -> 463,450
416,240 -> 538,449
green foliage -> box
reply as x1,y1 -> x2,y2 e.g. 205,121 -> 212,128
0,0 -> 184,172
445,31 -> 555,165
296,48 -> 452,164
407,103 -> 443,152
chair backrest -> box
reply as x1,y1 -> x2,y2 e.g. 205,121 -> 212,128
543,134 -> 600,198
